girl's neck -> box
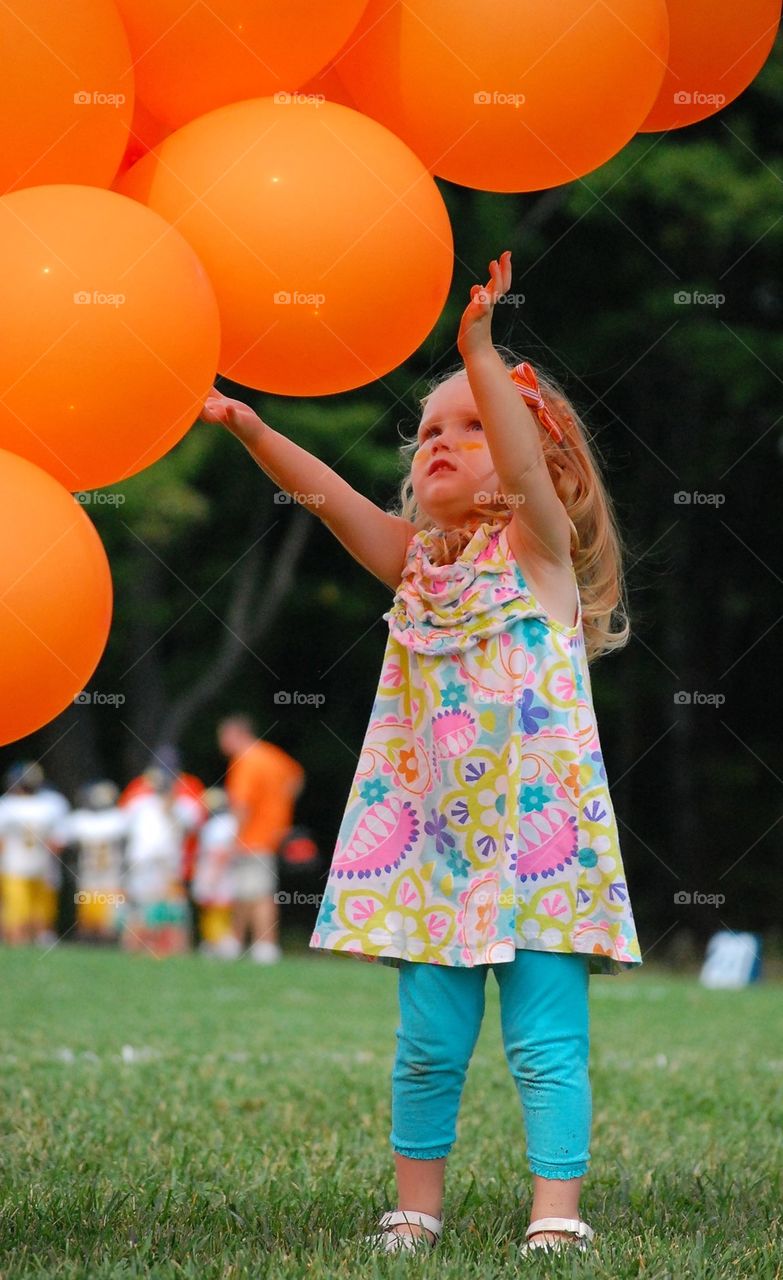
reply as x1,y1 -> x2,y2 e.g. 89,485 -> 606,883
433,510 -> 501,533
425,510 -> 508,566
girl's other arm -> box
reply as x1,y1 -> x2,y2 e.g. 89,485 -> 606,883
199,387 -> 415,592
466,344 -> 571,563
458,253 -> 571,565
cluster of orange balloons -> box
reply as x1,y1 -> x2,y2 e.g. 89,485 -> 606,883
326,0 -> 780,188
0,0 -> 779,744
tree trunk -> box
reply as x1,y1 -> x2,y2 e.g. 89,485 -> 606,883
34,701 -> 101,798
157,501 -> 313,747
120,546 -> 169,779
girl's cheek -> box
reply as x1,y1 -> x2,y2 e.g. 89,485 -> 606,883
412,441 -> 485,469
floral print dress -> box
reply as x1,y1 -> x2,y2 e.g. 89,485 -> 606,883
309,512 -> 642,975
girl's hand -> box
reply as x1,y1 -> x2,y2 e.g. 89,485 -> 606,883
198,385 -> 267,447
457,250 -> 512,361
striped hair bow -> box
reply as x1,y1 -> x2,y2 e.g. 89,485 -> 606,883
509,362 -> 564,444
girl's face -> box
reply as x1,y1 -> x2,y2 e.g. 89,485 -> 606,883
411,375 -> 501,526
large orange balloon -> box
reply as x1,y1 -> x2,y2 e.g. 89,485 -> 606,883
115,0 -> 370,131
118,98 -> 453,396
0,449 -> 113,746
640,0 -> 781,131
0,185 -> 221,492
334,0 -> 670,192
0,0 -> 133,194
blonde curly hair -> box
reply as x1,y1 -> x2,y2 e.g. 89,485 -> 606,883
388,347 -> 631,664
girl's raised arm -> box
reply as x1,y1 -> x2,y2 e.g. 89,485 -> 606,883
199,387 -> 415,592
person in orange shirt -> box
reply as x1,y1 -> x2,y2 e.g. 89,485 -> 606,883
217,714 -> 305,964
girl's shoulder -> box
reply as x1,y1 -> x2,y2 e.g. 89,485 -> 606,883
504,517 -> 580,633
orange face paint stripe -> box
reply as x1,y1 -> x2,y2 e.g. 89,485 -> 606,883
414,438 -> 483,465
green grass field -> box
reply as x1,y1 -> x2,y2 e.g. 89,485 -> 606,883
1,938 -> 782,1278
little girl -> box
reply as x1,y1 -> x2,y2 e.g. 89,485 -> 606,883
200,250 -> 642,1258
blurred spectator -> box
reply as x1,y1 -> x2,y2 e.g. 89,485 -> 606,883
192,787 -> 238,958
118,745 -> 206,946
38,775 -> 70,942
119,766 -> 193,957
51,781 -> 128,943
217,714 -> 305,964
0,762 -> 69,947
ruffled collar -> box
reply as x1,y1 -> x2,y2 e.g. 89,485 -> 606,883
384,512 -> 547,654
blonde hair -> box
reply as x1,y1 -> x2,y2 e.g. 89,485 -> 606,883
389,347 -> 631,664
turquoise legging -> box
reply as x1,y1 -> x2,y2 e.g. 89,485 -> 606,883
390,948 -> 591,1180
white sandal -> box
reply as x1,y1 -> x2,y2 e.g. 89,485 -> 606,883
364,1209 -> 443,1253
519,1216 -> 595,1257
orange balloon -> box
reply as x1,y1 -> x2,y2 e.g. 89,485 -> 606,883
0,0 -> 133,194
118,98 -> 453,396
0,449 -> 113,746
0,185 -> 221,492
334,0 -> 670,193
640,0 -> 781,131
115,0 -> 370,131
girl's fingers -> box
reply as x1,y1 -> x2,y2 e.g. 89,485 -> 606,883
487,258 -> 501,299
502,249 -> 512,291
201,395 -> 231,424
490,252 -> 509,293
468,257 -> 509,309
463,250 -> 510,318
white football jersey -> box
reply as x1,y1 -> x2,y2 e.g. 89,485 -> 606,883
53,807 -> 129,893
0,790 -> 69,879
191,812 -> 238,905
